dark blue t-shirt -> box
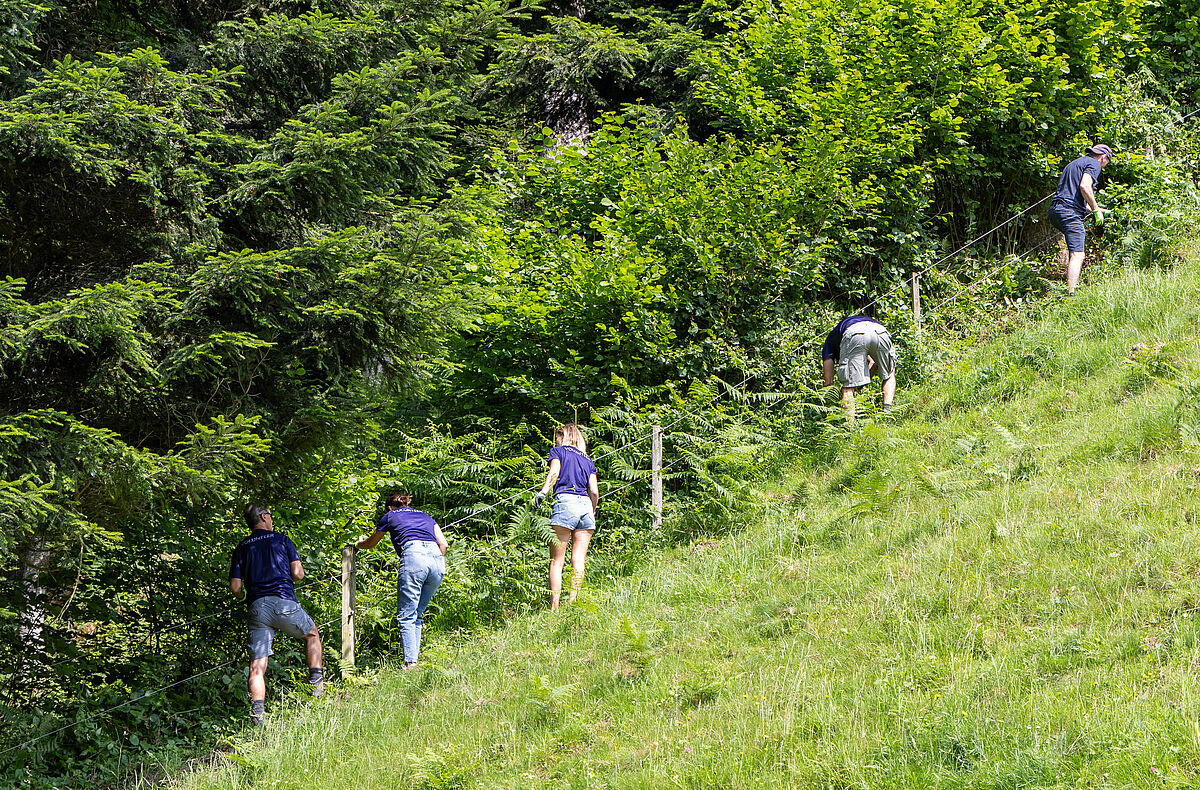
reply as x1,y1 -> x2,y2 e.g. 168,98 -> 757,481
376,507 -> 439,555
1054,154 -> 1102,215
548,445 -> 597,496
822,316 -> 883,361
229,530 -> 300,604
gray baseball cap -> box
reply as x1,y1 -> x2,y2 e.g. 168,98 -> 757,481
1086,143 -> 1114,158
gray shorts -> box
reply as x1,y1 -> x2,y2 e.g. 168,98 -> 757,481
837,324 -> 897,388
247,596 -> 315,660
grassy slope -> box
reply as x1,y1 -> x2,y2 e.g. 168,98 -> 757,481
178,252 -> 1200,789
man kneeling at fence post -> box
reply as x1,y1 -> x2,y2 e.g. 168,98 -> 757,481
822,314 -> 898,420
229,503 -> 324,726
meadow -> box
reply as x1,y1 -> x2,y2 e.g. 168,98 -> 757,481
173,245 -> 1200,789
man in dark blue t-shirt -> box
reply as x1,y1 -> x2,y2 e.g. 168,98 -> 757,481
1049,143 -> 1112,294
229,504 -> 323,725
823,315 -> 897,418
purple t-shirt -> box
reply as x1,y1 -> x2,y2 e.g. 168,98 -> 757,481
1053,154 -> 1102,215
376,507 -> 439,555
548,445 -> 596,497
229,530 -> 300,604
823,316 -> 883,361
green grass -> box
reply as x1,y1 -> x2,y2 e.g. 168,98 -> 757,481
175,252 -> 1200,789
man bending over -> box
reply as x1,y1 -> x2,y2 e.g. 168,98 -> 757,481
822,314 -> 898,419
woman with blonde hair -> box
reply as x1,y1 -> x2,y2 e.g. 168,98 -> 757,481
355,493 -> 448,668
535,423 -> 599,609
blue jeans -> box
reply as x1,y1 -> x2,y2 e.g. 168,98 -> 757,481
397,540 -> 445,662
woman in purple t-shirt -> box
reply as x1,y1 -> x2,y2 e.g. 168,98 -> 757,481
535,423 -> 599,609
355,493 -> 449,669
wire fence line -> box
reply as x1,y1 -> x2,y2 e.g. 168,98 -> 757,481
921,233 -> 1067,318
19,572 -> 340,687
436,460 -> 684,567
431,429 -> 662,536
11,109 -> 1196,761
366,398 -> 773,572
642,108 -> 1198,419
440,392 -> 792,569
2,168 -> 1122,697
22,523 -> 354,692
2,659 -> 239,758
442,425 -> 757,569
398,110 -> 1200,581
652,184 -> 1091,425
742,231 -> 1079,415
809,101 -> 1198,323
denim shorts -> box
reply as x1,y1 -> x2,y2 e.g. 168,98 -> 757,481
247,596 -> 315,660
550,493 -> 596,531
1049,203 -> 1085,252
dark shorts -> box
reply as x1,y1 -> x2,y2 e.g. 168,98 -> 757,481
1049,203 -> 1085,253
247,596 -> 315,660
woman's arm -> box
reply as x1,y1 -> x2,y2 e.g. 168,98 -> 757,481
433,524 -> 449,555
588,473 -> 599,511
539,458 -> 561,498
355,531 -> 385,551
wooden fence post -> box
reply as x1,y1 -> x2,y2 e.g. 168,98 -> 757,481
912,273 -> 922,331
341,545 -> 356,675
652,425 -> 663,531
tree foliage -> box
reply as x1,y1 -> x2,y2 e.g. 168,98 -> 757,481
0,0 -> 1197,785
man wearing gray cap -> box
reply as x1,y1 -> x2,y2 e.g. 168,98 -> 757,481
1048,143 -> 1112,294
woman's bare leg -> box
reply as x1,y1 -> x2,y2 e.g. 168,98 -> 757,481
567,529 -> 593,603
549,525 -> 572,610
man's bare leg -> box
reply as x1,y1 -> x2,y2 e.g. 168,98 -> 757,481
304,626 -> 324,696
304,626 -> 322,670
841,386 -> 859,421
248,656 -> 268,723
1066,250 -> 1085,293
